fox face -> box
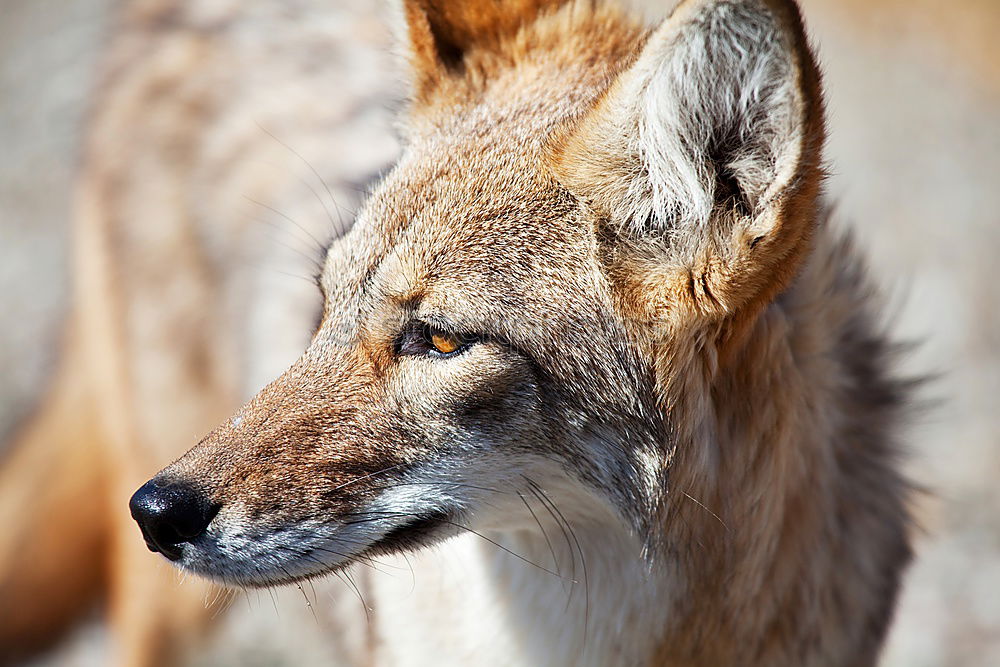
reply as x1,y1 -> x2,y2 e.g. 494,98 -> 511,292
132,84 -> 670,587
131,0 -> 824,589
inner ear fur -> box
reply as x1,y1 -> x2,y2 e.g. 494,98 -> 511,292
554,0 -> 825,328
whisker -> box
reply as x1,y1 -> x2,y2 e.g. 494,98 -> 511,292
294,578 -> 319,625
342,567 -> 373,623
266,580 -> 280,616
365,481 -> 511,495
244,196 -> 331,256
518,490 -> 562,577
341,510 -> 567,580
438,519 -> 565,579
306,545 -> 400,575
255,122 -> 351,238
331,463 -> 408,493
526,477 -> 589,648
525,483 -> 576,587
271,269 -> 324,288
307,575 -> 318,604
292,538 -> 389,572
681,491 -> 729,532
245,213 -> 324,270
399,551 -> 417,596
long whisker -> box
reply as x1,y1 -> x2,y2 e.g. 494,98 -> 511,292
255,122 -> 351,238
526,477 -> 589,647
312,545 -> 399,575
524,482 -> 576,584
340,510 -> 567,581
246,213 -> 325,274
437,519 -> 565,579
244,196 -> 331,256
331,463 -> 408,493
365,481 -> 511,495
525,482 -> 577,612
337,567 -> 372,624
290,573 -> 319,625
399,551 -> 417,596
518,490 -> 562,578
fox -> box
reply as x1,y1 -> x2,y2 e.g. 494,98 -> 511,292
0,0 -> 913,665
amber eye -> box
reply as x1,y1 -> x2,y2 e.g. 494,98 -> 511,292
397,323 -> 474,358
429,330 -> 462,355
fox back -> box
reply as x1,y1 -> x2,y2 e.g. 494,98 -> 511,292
129,1 -> 912,664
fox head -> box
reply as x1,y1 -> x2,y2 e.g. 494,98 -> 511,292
131,0 -> 824,587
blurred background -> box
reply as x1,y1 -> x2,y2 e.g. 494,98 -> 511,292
1,0 -> 998,665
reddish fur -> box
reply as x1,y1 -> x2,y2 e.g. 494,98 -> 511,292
0,1 -> 913,665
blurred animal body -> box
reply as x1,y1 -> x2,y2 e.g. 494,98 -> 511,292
1,0 -> 912,665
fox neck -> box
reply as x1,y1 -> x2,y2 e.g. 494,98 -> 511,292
651,225 -> 910,666
652,304 -> 836,666
484,487 -> 676,666
369,516 -> 674,667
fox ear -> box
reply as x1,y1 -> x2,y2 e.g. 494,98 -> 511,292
555,0 -> 825,324
400,0 -> 565,101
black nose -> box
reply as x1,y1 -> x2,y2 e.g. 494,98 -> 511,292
129,480 -> 218,561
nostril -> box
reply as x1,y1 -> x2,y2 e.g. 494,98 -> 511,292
129,479 -> 218,561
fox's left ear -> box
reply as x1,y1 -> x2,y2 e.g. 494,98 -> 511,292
400,0 -> 566,103
555,0 -> 825,327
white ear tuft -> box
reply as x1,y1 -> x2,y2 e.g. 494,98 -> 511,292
615,0 -> 813,238
553,0 -> 824,321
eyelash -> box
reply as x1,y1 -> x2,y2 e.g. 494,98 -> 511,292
397,323 -> 476,358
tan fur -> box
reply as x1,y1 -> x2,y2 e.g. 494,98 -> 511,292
0,0 -> 912,665
0,2 -> 397,664
0,331 -> 107,662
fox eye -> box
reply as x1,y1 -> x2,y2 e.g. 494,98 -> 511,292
397,323 -> 475,358
430,330 -> 461,355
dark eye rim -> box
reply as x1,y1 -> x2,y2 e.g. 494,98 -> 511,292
396,321 -> 477,359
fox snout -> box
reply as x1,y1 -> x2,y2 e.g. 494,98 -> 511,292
129,480 -> 218,561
